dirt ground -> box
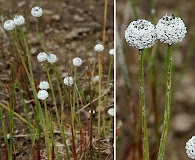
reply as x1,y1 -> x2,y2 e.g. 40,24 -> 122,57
0,0 -> 114,159
117,0 -> 195,160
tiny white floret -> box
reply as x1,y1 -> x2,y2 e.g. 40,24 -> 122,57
31,6 -> 43,18
107,108 -> 114,117
73,57 -> 82,67
37,52 -> 47,62
37,90 -> 49,100
4,20 -> 15,31
39,81 -> 49,90
47,54 -> 57,63
14,15 -> 25,26
94,44 -> 104,52
64,76 -> 73,86
109,48 -> 114,56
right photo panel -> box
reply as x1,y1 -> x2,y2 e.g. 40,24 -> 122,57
116,1 -> 195,160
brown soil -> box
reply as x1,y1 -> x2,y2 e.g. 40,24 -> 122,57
0,0 -> 114,159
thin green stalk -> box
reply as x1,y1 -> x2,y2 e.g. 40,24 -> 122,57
138,50 -> 149,160
157,45 -> 172,160
13,28 -> 42,145
0,104 -> 9,158
35,19 -> 70,158
19,85 -> 36,144
150,0 -> 156,23
43,100 -> 51,160
97,52 -> 102,159
129,0 -> 139,19
69,88 -> 77,160
72,67 -> 78,159
103,56 -> 114,135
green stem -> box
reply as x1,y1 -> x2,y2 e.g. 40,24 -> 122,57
157,45 -> 172,160
98,52 -> 102,159
129,0 -> 139,19
138,50 -> 149,160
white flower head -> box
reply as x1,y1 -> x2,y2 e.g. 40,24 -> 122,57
31,6 -> 43,18
109,48 -> 114,56
156,14 -> 187,45
94,44 -> 104,52
14,15 -> 25,26
73,57 -> 82,67
92,75 -> 99,83
64,76 -> 73,86
47,54 -> 57,63
107,108 -> 114,117
39,81 -> 49,90
186,136 -> 195,159
4,20 -> 15,31
37,52 -> 47,62
89,110 -> 95,114
125,19 -> 156,49
37,90 -> 49,100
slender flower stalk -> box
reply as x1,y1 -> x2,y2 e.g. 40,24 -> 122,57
94,43 -> 104,159
157,45 -> 172,160
138,50 -> 149,160
156,14 -> 187,160
125,19 -> 156,159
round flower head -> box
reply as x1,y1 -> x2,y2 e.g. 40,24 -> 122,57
125,19 -> 156,49
37,90 -> 49,100
4,20 -> 15,31
109,48 -> 114,56
73,57 -> 82,67
186,136 -> 195,159
47,54 -> 57,63
94,44 -> 104,52
31,6 -> 43,18
39,81 -> 49,90
37,52 -> 47,62
107,108 -> 114,117
14,15 -> 25,26
156,14 -> 187,45
64,76 -> 73,86
92,75 -> 99,83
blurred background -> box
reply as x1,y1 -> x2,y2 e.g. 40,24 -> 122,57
116,0 -> 195,159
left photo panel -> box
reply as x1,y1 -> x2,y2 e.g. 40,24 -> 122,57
0,0 -> 114,159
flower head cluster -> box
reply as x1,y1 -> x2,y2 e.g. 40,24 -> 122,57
47,54 -> 57,63
37,52 -> 47,62
31,6 -> 43,18
109,48 -> 114,56
107,108 -> 114,117
4,20 -> 15,31
37,52 -> 57,63
37,89 -> 49,100
94,44 -> 104,52
125,19 -> 156,49
39,81 -> 49,90
14,15 -> 25,26
186,136 -> 195,159
73,57 -> 82,67
64,76 -> 73,86
156,14 -> 187,45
